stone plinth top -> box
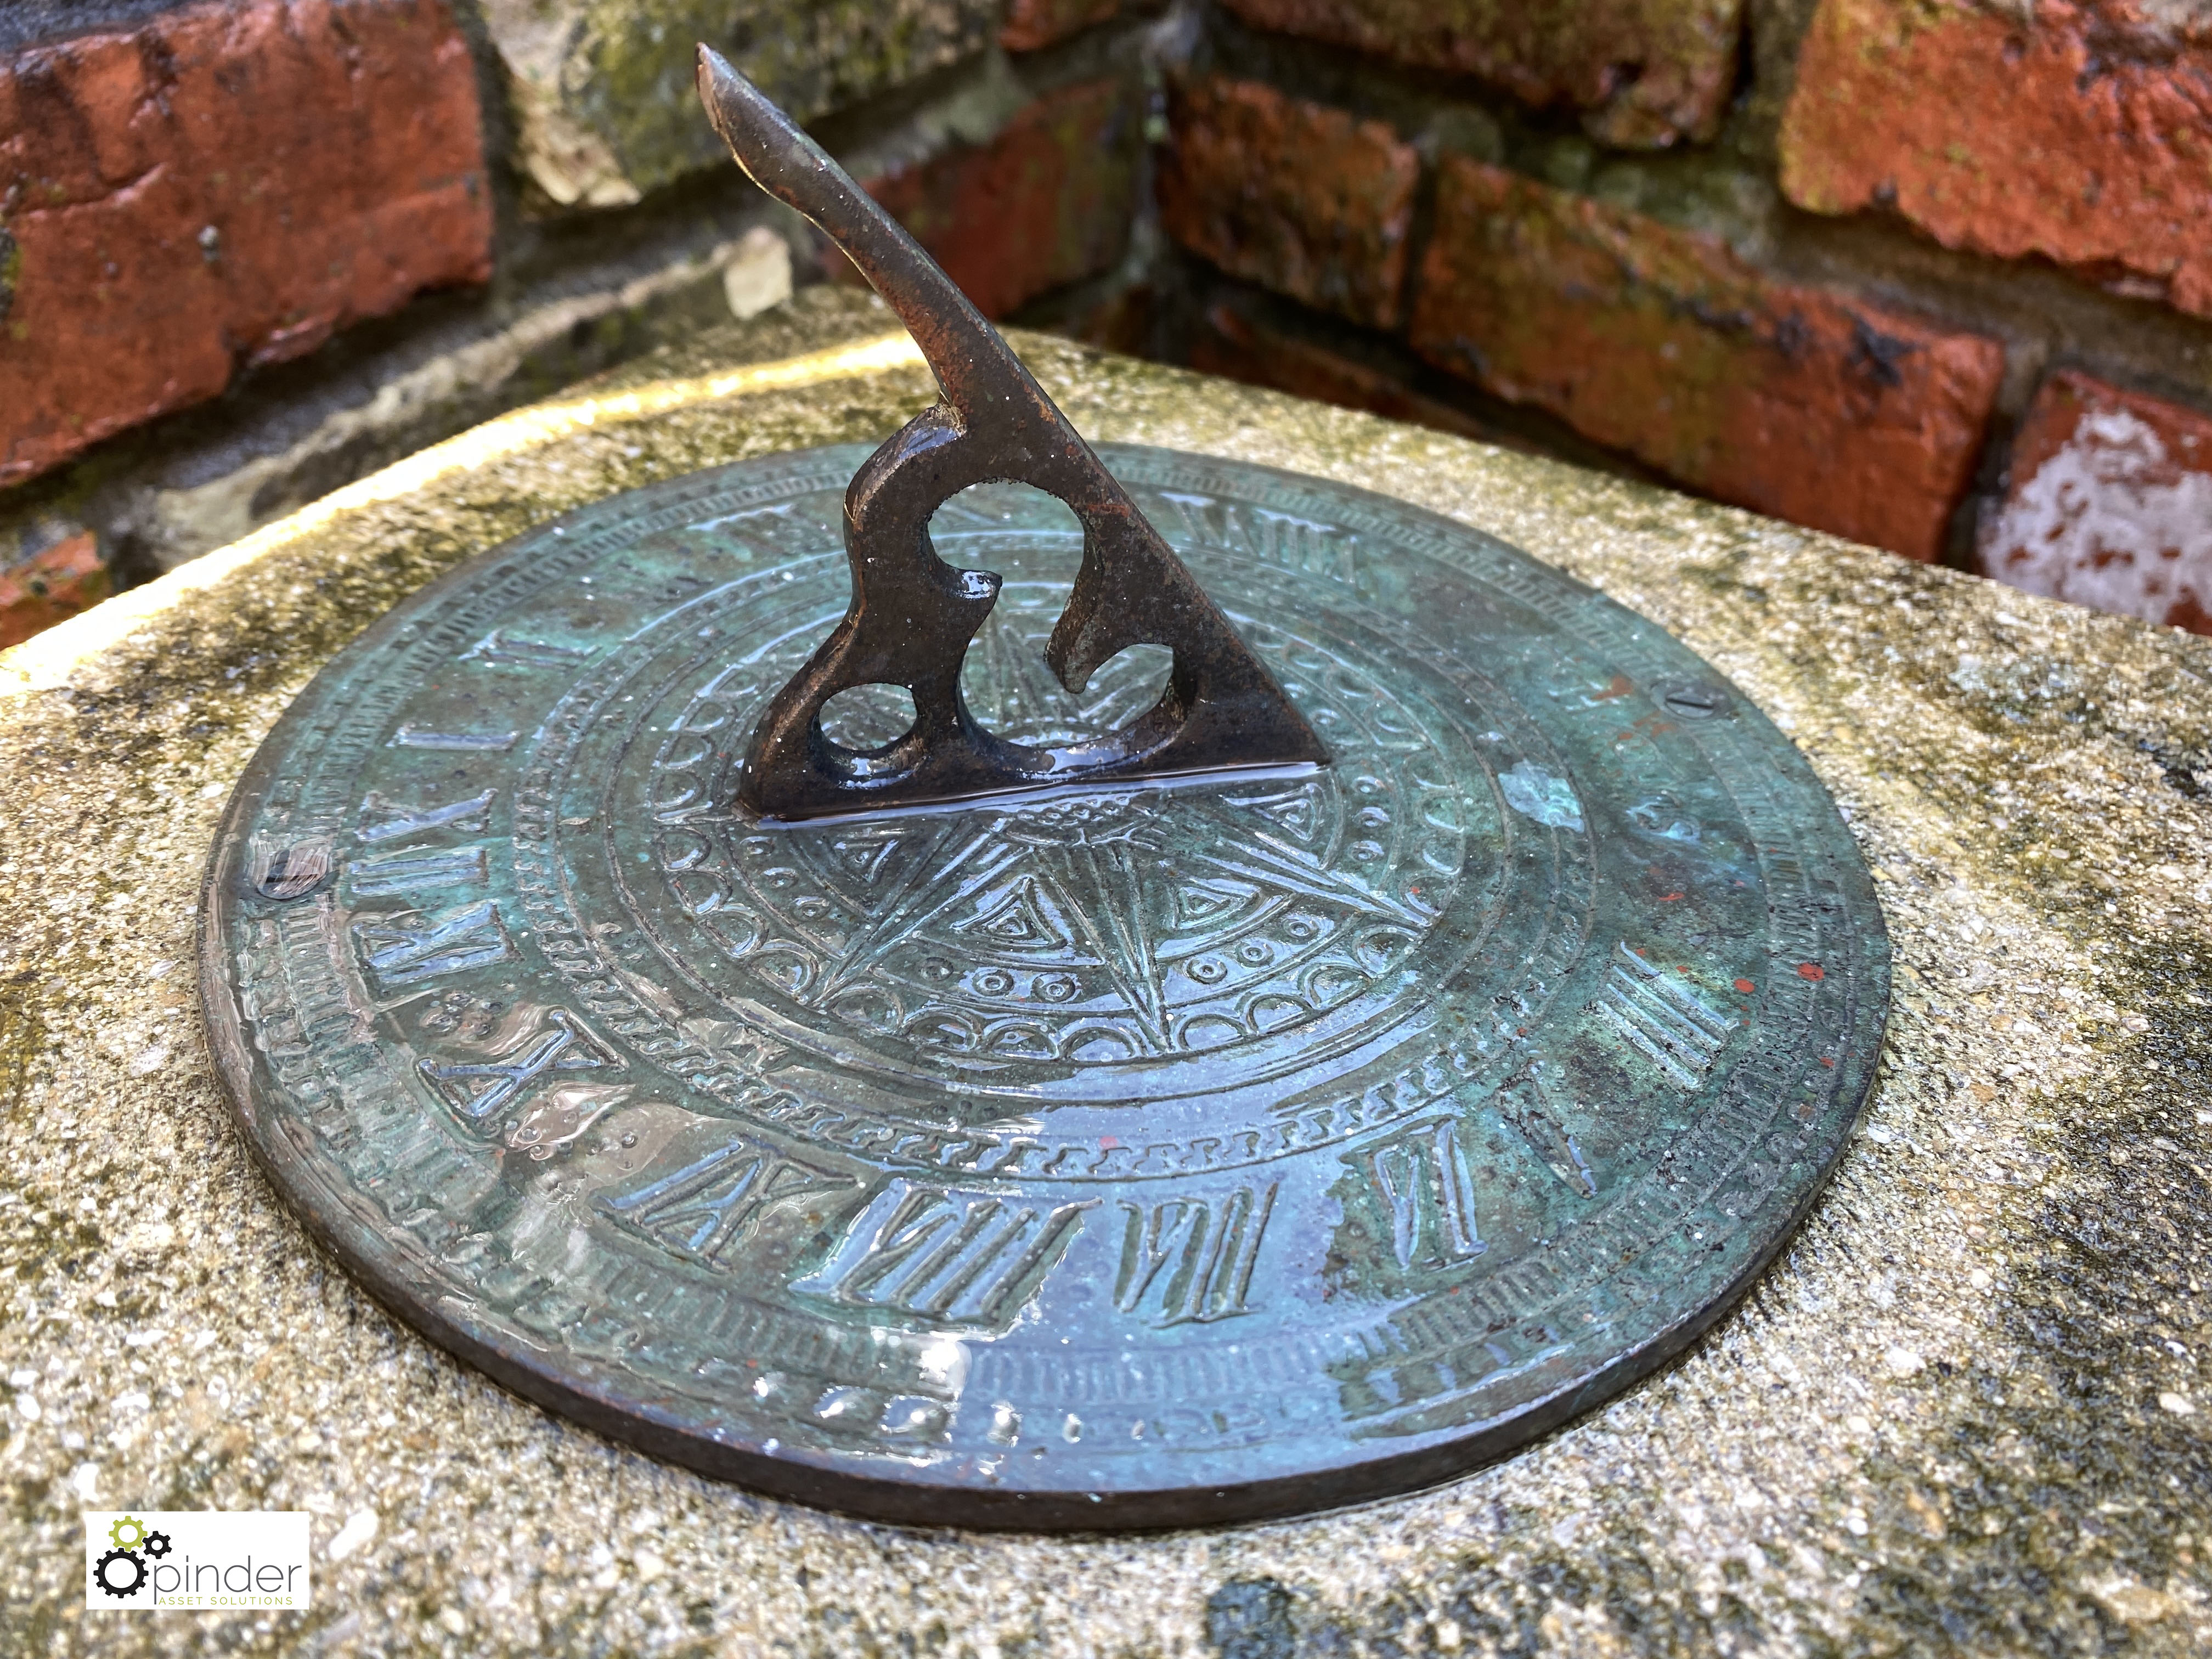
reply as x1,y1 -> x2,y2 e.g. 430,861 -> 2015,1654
2,290 -> 2206,1654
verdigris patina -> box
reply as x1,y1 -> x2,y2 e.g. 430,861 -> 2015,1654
196,434 -> 1888,1527
190,60 -> 1891,1530
1,287 -> 2205,1651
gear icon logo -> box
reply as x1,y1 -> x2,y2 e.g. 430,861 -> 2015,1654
94,1547 -> 147,1598
90,1515 -> 162,1601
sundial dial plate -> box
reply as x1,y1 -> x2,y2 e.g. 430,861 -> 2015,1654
200,443 -> 1888,1528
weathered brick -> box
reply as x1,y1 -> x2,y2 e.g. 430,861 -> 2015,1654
1217,0 -> 1743,147
1158,77 -> 1419,330
1780,0 -> 2212,317
1002,0 -> 1124,52
1981,372 -> 2212,634
480,0 -> 1002,208
1192,302 -> 1528,450
1409,158 -> 2005,561
0,0 -> 490,488
845,80 -> 1142,320
0,532 -> 108,649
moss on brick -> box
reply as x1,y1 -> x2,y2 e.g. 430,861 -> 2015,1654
490,0 -> 1002,203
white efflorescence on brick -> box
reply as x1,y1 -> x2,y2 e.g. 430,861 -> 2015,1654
1984,405 -> 2212,628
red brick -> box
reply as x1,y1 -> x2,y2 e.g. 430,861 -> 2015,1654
0,532 -> 108,649
1157,77 -> 1419,330
1002,0 -> 1123,52
846,79 -> 1140,321
1981,372 -> 2212,633
1409,158 -> 2005,561
1217,0 -> 1743,147
1780,0 -> 2212,317
0,0 -> 491,488
1191,302 -> 1537,452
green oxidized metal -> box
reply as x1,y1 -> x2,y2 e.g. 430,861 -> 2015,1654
199,443 -> 1888,1528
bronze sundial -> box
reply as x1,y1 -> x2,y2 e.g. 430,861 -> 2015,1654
199,52 -> 1888,1529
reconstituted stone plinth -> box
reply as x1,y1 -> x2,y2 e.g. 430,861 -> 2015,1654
2,289 -> 2206,1655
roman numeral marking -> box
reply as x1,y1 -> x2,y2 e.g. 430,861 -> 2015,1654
1114,1182 -> 1278,1326
462,629 -> 591,668
417,1006 -> 617,1126
1153,490 -> 1229,547
793,1181 -> 1095,1333
247,834 -> 334,901
1244,507 -> 1357,582
1370,1119 -> 1485,1271
1598,944 -> 1731,1088
601,1138 -> 852,1265
349,845 -> 488,897
355,900 -> 513,988
1500,1066 -> 1600,1199
390,726 -> 517,752
357,789 -> 496,843
1146,492 -> 1356,580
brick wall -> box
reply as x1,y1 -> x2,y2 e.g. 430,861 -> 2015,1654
8,0 -> 2212,646
0,0 -> 1160,642
1156,0 -> 2212,635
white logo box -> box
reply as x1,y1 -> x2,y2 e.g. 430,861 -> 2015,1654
84,1511 -> 312,1612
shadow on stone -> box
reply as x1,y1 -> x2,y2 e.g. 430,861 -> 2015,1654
1207,1577 -> 1298,1658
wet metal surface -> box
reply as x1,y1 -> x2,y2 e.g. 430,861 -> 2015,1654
199,443 -> 1888,1528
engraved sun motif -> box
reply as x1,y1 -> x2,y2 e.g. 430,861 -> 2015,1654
652,587 -> 1472,1079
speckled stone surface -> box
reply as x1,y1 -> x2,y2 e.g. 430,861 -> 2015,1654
2,287 -> 2207,1656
